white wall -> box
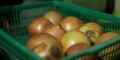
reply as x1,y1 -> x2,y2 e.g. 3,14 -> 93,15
114,0 -> 120,11
113,0 -> 120,17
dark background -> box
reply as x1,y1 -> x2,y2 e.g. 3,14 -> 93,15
0,0 -> 115,14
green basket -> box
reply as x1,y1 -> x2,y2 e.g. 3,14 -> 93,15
0,1 -> 120,60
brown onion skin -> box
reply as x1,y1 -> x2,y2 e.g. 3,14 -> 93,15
27,33 -> 63,60
27,33 -> 58,50
59,16 -> 83,32
95,32 -> 119,60
79,22 -> 103,35
43,11 -> 62,25
66,42 -> 90,56
95,32 -> 119,44
33,41 -> 63,60
44,25 -> 65,40
78,22 -> 103,44
60,31 -> 91,53
66,43 -> 96,60
28,18 -> 53,36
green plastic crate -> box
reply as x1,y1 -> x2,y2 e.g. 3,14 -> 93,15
0,1 -> 120,60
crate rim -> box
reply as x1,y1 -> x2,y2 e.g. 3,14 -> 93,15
53,1 -> 120,24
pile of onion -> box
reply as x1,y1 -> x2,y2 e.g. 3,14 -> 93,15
26,11 -> 119,60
